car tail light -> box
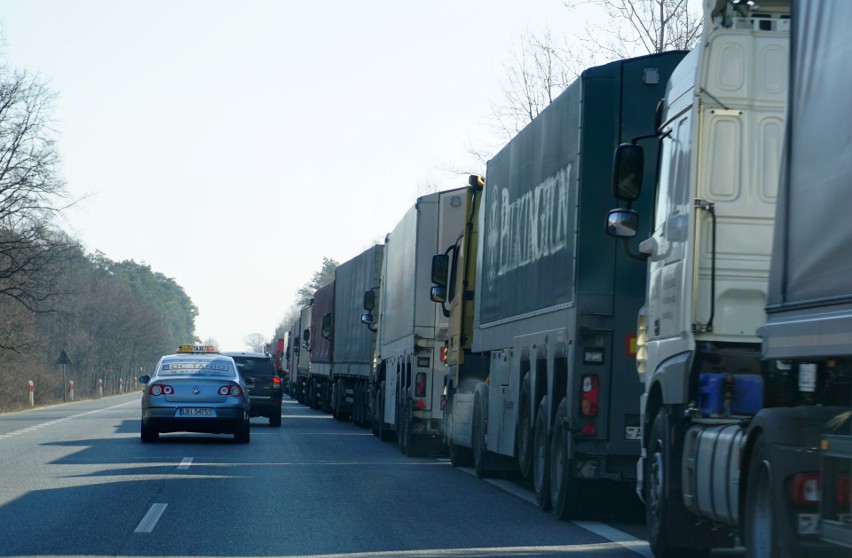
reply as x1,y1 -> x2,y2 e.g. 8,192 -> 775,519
219,385 -> 243,397
792,473 -> 820,506
580,374 -> 599,417
273,376 -> 281,390
415,373 -> 427,398
149,384 -> 173,396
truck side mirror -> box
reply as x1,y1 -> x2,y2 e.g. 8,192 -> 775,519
363,289 -> 376,311
605,208 -> 639,238
430,286 -> 447,304
361,312 -> 374,326
612,143 -> 644,201
431,254 -> 449,287
321,313 -> 333,339
303,329 -> 310,342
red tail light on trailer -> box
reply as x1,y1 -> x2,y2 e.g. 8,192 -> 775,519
415,373 -> 427,398
580,374 -> 599,417
792,473 -> 820,506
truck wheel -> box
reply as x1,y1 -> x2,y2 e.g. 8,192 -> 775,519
353,383 -> 362,426
533,396 -> 552,511
646,409 -> 705,558
472,394 -> 491,477
378,387 -> 393,441
361,383 -> 372,430
371,386 -> 381,436
516,373 -> 534,480
308,380 -> 317,410
140,421 -> 158,443
397,403 -> 408,454
447,401 -> 474,467
334,379 -> 346,422
550,397 -> 584,519
745,436 -> 778,558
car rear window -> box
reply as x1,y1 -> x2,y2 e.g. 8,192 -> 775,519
232,357 -> 276,377
158,357 -> 236,377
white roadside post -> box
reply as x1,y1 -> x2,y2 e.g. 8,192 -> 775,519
27,381 -> 34,407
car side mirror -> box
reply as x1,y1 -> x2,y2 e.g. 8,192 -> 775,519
139,375 -> 151,384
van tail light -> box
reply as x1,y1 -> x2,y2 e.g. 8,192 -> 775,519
415,373 -> 427,398
792,473 -> 820,506
219,385 -> 243,397
273,376 -> 281,390
580,375 -> 599,417
149,384 -> 173,396
440,345 -> 448,364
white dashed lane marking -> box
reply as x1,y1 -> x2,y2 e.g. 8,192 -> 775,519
134,503 -> 168,533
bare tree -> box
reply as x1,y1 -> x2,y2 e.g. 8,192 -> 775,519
491,28 -> 580,139
566,0 -> 702,61
490,1 -> 701,138
0,63 -> 75,323
243,333 -> 267,353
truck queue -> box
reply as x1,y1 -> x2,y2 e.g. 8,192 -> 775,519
273,2 -> 851,557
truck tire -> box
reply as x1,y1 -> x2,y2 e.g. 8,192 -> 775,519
533,396 -> 552,511
646,409 -> 706,558
744,435 -> 779,558
397,402 -> 409,454
472,394 -> 491,478
353,382 -> 363,427
361,382 -> 372,429
378,387 -> 394,442
308,379 -> 317,410
371,385 -> 381,436
550,397 -> 585,519
447,399 -> 474,467
516,373 -> 534,480
334,379 -> 346,421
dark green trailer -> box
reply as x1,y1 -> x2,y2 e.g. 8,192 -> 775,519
438,50 -> 686,519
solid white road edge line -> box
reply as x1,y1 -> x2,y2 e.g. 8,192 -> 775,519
134,503 -> 167,534
458,466 -> 652,558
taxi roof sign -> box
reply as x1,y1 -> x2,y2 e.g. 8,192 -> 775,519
177,344 -> 218,354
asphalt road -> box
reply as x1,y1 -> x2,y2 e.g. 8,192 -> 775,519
0,393 -> 657,558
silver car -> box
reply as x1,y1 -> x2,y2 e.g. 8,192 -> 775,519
139,345 -> 251,443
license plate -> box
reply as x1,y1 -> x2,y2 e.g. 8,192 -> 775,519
177,408 -> 215,417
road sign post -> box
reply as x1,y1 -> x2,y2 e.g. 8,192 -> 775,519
55,349 -> 73,402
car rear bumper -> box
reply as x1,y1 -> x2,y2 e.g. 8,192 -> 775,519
248,395 -> 282,417
143,407 -> 248,434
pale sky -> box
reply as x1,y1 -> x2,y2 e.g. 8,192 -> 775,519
1,0 -> 589,351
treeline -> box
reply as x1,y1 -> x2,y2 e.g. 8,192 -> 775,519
0,55 -> 197,412
0,240 -> 197,412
